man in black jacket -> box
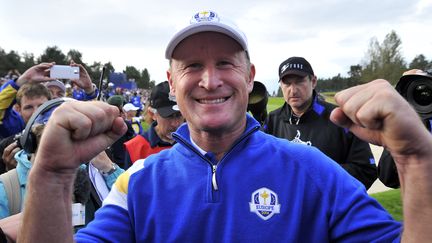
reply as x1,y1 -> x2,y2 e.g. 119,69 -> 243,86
264,56 -> 377,189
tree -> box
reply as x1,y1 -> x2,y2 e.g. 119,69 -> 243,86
104,62 -> 115,73
409,54 -> 430,70
87,61 -> 103,84
277,86 -> 283,97
38,46 -> 67,64
124,66 -> 141,82
67,49 -> 84,64
361,30 -> 406,85
0,49 -> 21,75
149,80 -> 156,89
140,68 -> 151,89
347,65 -> 362,87
21,52 -> 36,72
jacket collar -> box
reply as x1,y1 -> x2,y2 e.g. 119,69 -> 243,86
144,121 -> 174,148
173,113 -> 261,154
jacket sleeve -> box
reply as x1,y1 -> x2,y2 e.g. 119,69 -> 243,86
83,85 -> 99,101
0,80 -> 22,138
0,183 -> 10,219
377,149 -> 400,188
75,170 -> 134,242
340,133 -> 378,189
103,164 -> 125,190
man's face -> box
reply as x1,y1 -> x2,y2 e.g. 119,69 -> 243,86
167,32 -> 255,134
154,112 -> 184,141
280,75 -> 317,114
17,96 -> 49,124
48,86 -> 65,99
125,110 -> 137,120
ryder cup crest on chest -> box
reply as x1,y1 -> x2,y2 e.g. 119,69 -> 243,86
249,187 -> 281,220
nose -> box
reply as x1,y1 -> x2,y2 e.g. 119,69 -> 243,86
288,83 -> 298,95
199,66 -> 222,90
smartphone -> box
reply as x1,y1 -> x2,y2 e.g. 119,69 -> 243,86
50,65 -> 79,80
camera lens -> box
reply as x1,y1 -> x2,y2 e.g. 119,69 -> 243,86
413,84 -> 432,106
406,78 -> 432,118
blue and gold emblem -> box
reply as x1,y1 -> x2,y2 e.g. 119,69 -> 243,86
192,10 -> 219,23
249,187 -> 281,220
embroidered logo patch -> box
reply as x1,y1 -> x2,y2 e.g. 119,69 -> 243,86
291,130 -> 312,146
192,10 -> 219,23
249,187 -> 281,220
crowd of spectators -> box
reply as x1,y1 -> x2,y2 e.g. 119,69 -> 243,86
0,62 -> 184,241
0,10 -> 431,242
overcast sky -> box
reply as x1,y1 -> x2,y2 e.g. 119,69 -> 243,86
1,0 -> 431,93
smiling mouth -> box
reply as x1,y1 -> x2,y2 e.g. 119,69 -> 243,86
198,97 -> 228,104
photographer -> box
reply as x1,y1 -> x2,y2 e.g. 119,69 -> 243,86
378,69 -> 432,188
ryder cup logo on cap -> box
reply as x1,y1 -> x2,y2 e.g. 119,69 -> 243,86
279,57 -> 314,79
165,10 -> 248,59
249,187 -> 281,220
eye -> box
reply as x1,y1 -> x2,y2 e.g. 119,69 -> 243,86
185,63 -> 202,70
23,105 -> 34,110
217,60 -> 233,68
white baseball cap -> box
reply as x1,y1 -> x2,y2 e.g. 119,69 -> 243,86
123,103 -> 139,112
165,10 -> 248,59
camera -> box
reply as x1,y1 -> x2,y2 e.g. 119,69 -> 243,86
248,81 -> 268,124
396,69 -> 432,119
50,65 -> 80,80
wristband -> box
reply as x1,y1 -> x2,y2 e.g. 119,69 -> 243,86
85,83 -> 97,96
101,163 -> 117,176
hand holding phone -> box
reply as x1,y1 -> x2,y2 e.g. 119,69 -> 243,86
50,65 -> 80,80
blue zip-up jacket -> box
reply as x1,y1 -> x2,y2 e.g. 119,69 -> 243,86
76,114 -> 401,242
0,80 -> 25,139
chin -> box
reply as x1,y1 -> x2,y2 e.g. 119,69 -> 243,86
198,118 -> 230,132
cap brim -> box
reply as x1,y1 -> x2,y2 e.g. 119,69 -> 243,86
46,82 -> 66,92
280,70 -> 309,79
165,22 -> 247,59
157,105 -> 181,118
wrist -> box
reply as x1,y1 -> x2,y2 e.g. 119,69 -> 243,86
14,76 -> 25,87
85,83 -> 97,95
100,162 -> 117,176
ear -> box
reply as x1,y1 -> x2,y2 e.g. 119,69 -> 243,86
167,69 -> 176,96
247,64 -> 256,93
311,75 -> 318,89
15,104 -> 22,114
147,107 -> 157,121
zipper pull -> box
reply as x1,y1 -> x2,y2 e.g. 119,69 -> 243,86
212,164 -> 218,191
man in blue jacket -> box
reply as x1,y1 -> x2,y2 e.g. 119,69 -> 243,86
20,10 -> 432,242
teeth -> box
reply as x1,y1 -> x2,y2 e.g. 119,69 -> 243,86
199,98 -> 226,104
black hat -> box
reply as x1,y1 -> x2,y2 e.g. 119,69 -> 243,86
150,81 -> 180,118
279,57 -> 314,79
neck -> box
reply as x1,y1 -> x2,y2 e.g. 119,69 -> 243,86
291,97 -> 313,116
189,121 -> 247,161
155,126 -> 174,144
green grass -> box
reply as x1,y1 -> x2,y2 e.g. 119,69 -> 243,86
267,97 -> 285,112
370,189 -> 402,221
267,92 -> 337,112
